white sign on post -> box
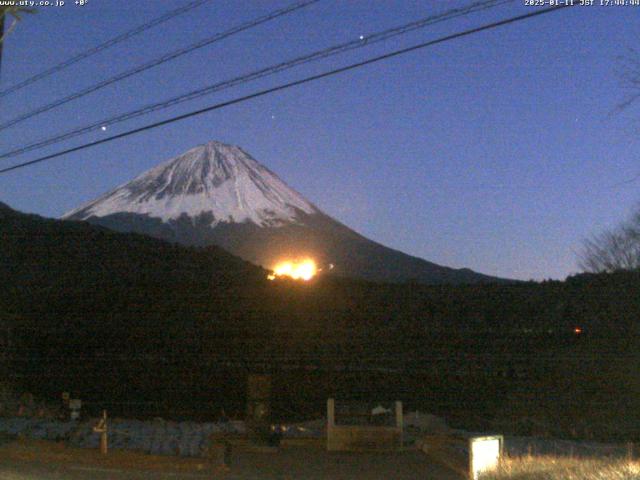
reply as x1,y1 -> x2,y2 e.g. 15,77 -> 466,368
469,435 -> 503,480
69,399 -> 82,420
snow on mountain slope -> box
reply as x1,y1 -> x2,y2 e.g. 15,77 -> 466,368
63,140 -> 507,285
63,141 -> 318,227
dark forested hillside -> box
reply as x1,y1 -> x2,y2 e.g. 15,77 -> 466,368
2,203 -> 640,439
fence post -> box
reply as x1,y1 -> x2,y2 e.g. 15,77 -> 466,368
395,401 -> 403,448
92,410 -> 108,455
327,398 -> 335,428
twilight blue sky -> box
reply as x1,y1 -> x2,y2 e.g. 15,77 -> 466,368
0,1 -> 638,280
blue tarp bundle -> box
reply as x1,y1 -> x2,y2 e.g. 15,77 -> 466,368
0,417 -> 78,440
0,417 -> 246,458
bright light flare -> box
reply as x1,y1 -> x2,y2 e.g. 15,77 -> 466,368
268,259 -> 317,281
470,436 -> 502,480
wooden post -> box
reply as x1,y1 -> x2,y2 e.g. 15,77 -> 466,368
395,401 -> 403,448
327,398 -> 335,428
627,442 -> 634,462
93,410 -> 108,455
326,398 -> 335,452
100,410 -> 108,455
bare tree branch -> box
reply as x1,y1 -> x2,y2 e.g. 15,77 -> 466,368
580,206 -> 640,273
0,6 -> 36,43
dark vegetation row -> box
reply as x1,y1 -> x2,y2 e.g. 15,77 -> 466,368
1,202 -> 639,441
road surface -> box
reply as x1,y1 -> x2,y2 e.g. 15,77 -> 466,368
0,446 -> 464,479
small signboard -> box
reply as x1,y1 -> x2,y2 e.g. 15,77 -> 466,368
69,399 -> 82,420
469,435 -> 503,480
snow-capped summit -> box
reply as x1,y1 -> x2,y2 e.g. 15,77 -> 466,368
63,141 -> 318,227
64,141 -> 505,285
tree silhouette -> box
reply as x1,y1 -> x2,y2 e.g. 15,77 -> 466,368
580,207 -> 640,273
1,6 -> 35,43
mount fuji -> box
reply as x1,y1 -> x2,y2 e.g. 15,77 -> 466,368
63,141 -> 502,284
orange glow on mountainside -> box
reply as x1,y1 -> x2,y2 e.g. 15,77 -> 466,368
267,259 -> 317,281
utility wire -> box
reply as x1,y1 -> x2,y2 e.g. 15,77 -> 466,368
0,0 -> 212,98
0,0 -> 319,131
0,0 -> 511,160
0,4 -> 574,176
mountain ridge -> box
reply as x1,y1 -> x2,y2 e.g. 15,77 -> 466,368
63,141 -> 318,227
64,141 -> 507,285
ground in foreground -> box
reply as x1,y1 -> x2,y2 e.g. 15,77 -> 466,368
0,438 -> 463,480
484,455 -> 640,480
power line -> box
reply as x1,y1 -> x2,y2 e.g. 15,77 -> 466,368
0,0 -> 318,132
0,0 -> 212,98
0,0 -> 511,160
0,4 -> 574,176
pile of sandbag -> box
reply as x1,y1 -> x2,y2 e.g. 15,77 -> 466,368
0,417 -> 78,440
0,415 -> 246,458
